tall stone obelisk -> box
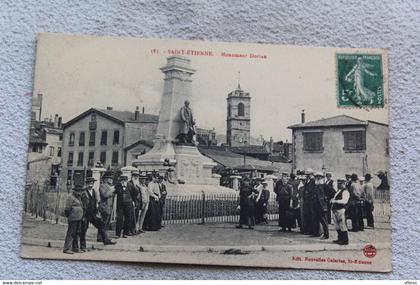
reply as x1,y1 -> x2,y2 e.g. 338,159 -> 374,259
133,56 -> 218,187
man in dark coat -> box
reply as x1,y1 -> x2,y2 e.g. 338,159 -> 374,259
348,173 -> 364,232
311,172 -> 329,239
158,175 -> 168,227
301,170 -> 315,235
325,172 -> 336,224
115,175 -> 135,238
275,172 -> 295,232
255,180 -> 270,224
236,177 -> 257,229
80,177 -> 115,249
63,184 -> 84,254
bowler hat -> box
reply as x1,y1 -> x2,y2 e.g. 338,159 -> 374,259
365,173 -> 372,181
118,175 -> 128,181
131,170 -> 140,176
102,171 -> 113,179
85,177 -> 96,183
73,184 -> 85,192
351,173 -> 358,180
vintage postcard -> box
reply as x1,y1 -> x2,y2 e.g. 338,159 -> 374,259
21,33 -> 390,272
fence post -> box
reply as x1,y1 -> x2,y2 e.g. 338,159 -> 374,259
200,191 -> 205,224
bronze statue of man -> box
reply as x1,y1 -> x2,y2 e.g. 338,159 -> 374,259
179,100 -> 196,144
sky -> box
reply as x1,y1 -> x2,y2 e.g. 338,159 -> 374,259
33,34 -> 388,141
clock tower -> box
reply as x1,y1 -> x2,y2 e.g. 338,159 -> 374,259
226,81 -> 251,146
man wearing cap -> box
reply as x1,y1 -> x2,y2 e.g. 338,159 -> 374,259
301,169 -> 315,235
331,179 -> 350,245
348,173 -> 364,232
255,180 -> 270,224
311,172 -> 329,239
81,177 -> 116,249
63,184 -> 85,254
115,175 -> 135,238
325,172 -> 336,224
98,171 -> 116,242
362,173 -> 375,228
127,170 -> 142,234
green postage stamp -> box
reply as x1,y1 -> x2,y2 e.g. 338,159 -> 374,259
336,53 -> 384,108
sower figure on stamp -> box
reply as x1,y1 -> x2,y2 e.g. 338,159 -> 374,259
115,175 -> 135,238
63,184 -> 84,254
98,171 -> 116,242
331,179 -> 350,245
81,177 -> 115,248
311,172 -> 329,239
179,100 -> 196,144
236,176 -> 257,230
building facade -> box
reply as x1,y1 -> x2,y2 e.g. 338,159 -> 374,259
288,114 -> 389,179
61,107 -> 158,187
226,84 -> 251,146
196,127 -> 217,146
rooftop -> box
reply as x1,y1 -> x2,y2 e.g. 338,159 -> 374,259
288,114 -> 388,129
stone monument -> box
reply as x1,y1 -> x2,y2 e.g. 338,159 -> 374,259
133,56 -> 226,191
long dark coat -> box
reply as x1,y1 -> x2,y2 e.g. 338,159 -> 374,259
238,186 -> 257,226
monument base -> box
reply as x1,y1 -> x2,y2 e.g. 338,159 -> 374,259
132,140 -> 221,187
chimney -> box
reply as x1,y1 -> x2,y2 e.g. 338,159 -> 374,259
269,136 -> 274,153
142,107 -> 145,114
301,109 -> 305,124
54,114 -> 59,128
106,106 -> 113,110
134,106 -> 140,121
58,117 -> 62,128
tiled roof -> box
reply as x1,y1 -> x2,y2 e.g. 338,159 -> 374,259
97,109 -> 158,123
288,115 -> 372,129
229,145 -> 269,155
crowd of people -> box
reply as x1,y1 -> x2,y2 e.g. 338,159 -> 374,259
63,170 -> 167,254
236,169 -> 377,246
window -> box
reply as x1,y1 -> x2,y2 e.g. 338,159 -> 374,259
69,132 -> 75,146
77,152 -> 84,166
100,151 -> 106,165
343,131 -> 366,151
111,151 -> 118,166
113,130 -> 120,145
67,152 -> 74,166
227,104 -> 231,117
89,131 -> 96,146
100,130 -> 108,146
31,112 -> 36,120
67,170 -> 72,183
91,114 -> 96,122
237,102 -> 244,116
79,131 -> 85,146
88,152 -> 94,167
303,132 -> 323,152
57,147 -> 62,157
49,146 -> 54,156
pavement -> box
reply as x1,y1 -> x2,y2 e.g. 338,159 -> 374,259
20,214 -> 392,272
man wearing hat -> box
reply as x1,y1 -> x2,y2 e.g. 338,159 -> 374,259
275,172 -> 295,232
63,184 -> 85,254
81,177 -> 116,249
362,173 -> 375,228
331,179 -> 350,245
325,172 -> 336,224
301,170 -> 315,235
127,170 -> 142,234
311,172 -> 329,239
98,171 -> 116,241
157,175 -> 168,227
348,173 -> 364,232
115,175 -> 135,238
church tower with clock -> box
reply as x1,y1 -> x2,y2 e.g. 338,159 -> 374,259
226,80 -> 251,147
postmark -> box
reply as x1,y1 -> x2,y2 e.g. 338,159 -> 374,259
336,53 -> 384,108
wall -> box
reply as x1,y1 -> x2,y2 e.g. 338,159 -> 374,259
1,0 -> 419,279
366,122 -> 389,176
